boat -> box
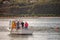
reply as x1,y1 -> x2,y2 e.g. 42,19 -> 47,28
9,20 -> 33,35
10,29 -> 33,35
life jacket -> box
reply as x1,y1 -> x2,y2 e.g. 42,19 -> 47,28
12,21 -> 16,29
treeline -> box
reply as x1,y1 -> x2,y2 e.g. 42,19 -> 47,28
0,0 -> 60,17
0,13 -> 60,17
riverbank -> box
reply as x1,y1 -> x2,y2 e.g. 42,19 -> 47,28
0,17 -> 60,19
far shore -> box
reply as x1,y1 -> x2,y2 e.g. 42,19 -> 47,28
0,17 -> 60,19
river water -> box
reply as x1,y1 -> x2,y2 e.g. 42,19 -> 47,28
0,17 -> 60,27
0,17 -> 60,40
0,31 -> 60,40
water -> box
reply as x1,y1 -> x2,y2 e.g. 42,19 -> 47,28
0,31 -> 60,40
0,17 -> 60,27
0,17 -> 60,40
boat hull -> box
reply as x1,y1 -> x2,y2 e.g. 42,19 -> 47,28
10,29 -> 33,35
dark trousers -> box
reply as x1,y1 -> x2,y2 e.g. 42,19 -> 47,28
22,25 -> 24,28
17,26 -> 20,29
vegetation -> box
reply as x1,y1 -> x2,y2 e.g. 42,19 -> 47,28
0,0 -> 60,17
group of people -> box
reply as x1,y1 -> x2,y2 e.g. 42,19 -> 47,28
11,20 -> 28,30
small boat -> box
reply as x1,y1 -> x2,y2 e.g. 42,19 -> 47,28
9,20 -> 33,35
10,29 -> 33,35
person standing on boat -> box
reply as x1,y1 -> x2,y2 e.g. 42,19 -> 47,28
11,21 -> 16,30
21,21 -> 24,29
25,22 -> 28,29
16,21 -> 20,30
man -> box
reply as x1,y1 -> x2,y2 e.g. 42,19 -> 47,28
16,21 -> 20,30
11,21 -> 16,30
25,22 -> 28,29
21,21 -> 24,29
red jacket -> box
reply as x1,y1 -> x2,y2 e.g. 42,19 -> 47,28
25,22 -> 28,27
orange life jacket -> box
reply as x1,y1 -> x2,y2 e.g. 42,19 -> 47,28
12,21 -> 16,29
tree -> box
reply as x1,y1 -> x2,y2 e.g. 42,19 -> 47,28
52,0 -> 60,2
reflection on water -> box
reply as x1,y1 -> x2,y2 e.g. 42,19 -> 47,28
0,31 -> 60,40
